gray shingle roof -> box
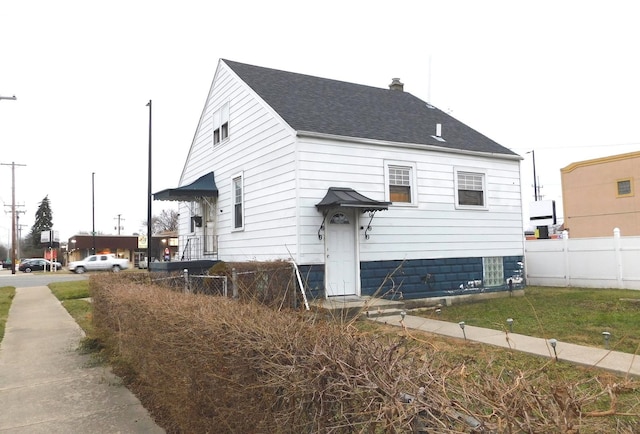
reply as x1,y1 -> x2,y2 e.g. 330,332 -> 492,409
223,60 -> 516,156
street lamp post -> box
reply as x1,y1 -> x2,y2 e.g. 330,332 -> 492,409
527,150 -> 538,201
146,100 -> 152,268
92,172 -> 96,254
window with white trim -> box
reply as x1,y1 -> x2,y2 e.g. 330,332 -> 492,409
232,175 -> 243,229
455,169 -> 486,208
213,102 -> 230,145
384,161 -> 417,205
389,166 -> 411,202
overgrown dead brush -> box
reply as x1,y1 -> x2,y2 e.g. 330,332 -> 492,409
90,274 -> 640,433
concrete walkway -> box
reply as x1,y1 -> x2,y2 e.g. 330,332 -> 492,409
0,286 -> 164,433
372,313 -> 640,377
1,286 -> 637,433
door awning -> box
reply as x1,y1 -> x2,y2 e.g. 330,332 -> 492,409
153,172 -> 218,201
315,187 -> 391,213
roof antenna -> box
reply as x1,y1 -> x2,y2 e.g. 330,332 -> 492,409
427,55 -> 432,104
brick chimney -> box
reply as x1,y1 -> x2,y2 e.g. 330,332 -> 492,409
389,78 -> 404,91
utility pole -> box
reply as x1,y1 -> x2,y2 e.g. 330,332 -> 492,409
146,100 -> 153,268
0,96 -> 18,272
114,214 -> 125,235
0,162 -> 26,274
3,205 -> 25,266
16,215 -> 26,262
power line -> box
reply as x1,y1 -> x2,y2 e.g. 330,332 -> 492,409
511,141 -> 640,152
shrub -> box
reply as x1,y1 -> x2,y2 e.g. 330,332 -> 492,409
90,274 -> 640,433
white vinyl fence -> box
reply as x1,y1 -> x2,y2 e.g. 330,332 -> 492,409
525,228 -> 640,290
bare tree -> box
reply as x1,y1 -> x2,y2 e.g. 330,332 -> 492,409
143,209 -> 179,235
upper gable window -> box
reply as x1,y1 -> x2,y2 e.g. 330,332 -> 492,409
384,160 -> 417,206
213,102 -> 230,145
455,168 -> 487,209
617,178 -> 633,197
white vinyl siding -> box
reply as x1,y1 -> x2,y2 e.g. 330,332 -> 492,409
178,59 -> 523,265
179,61 -> 298,262
297,138 -> 522,263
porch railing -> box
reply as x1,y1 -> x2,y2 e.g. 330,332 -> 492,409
179,234 -> 218,261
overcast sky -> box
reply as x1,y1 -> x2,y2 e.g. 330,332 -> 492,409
1,0 -> 639,246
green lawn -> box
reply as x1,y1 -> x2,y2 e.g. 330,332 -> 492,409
415,286 -> 640,354
49,280 -> 91,301
0,286 -> 16,342
49,280 -> 93,336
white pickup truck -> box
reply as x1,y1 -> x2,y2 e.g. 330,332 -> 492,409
68,254 -> 130,274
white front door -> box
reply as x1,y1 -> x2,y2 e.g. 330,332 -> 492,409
325,209 -> 358,297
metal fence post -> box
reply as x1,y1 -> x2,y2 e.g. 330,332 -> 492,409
291,266 -> 297,309
232,267 -> 238,299
183,268 -> 189,293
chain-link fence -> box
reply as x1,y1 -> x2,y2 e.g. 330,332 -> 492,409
151,271 -> 227,296
149,262 -> 306,310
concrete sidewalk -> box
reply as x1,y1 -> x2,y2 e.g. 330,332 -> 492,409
372,314 -> 640,377
0,286 -> 164,433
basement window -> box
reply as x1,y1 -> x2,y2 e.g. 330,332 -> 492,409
483,257 -> 503,287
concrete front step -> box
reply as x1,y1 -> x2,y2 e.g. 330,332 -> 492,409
365,307 -> 406,318
310,296 -> 405,319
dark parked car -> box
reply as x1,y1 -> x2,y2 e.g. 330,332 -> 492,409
18,259 -> 60,273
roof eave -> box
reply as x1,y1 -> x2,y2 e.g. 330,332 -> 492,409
296,130 -> 523,161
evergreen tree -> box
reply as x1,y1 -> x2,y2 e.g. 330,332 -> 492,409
28,196 -> 54,248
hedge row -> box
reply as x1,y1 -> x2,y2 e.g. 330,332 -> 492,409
89,274 -> 638,433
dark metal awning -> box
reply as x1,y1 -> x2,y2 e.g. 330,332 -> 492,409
316,187 -> 390,240
315,187 -> 390,213
153,172 -> 218,201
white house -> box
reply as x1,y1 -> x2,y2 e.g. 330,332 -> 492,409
154,59 -> 524,299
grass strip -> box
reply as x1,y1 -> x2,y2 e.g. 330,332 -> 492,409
0,286 -> 16,343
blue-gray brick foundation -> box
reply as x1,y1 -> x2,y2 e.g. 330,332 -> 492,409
301,256 -> 524,300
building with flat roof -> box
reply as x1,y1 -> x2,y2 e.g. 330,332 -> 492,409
67,232 -> 178,268
561,151 -> 640,238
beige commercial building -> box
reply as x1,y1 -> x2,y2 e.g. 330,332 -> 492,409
561,151 -> 640,238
